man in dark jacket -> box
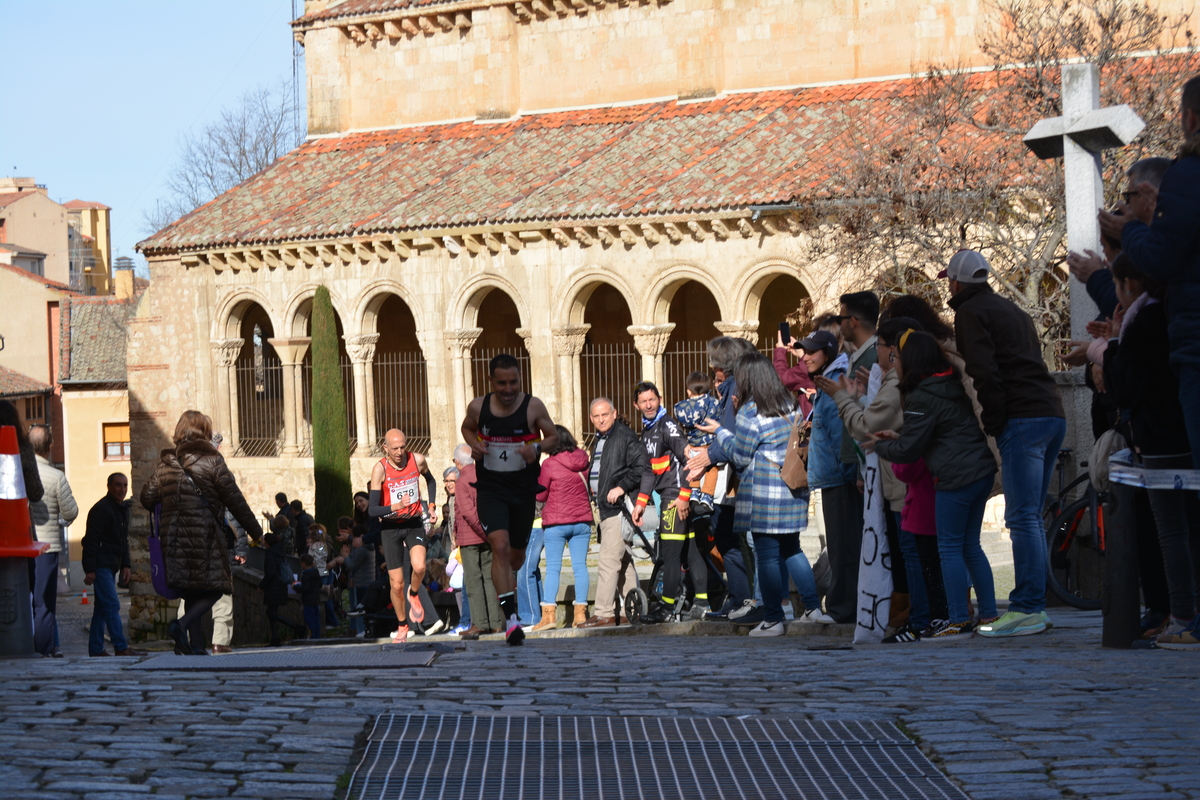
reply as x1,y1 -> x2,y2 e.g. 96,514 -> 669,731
945,249 -> 1065,638
1100,74 -> 1200,468
81,474 -> 142,657
578,397 -> 647,628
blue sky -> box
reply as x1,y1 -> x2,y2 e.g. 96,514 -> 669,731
0,1 -> 303,267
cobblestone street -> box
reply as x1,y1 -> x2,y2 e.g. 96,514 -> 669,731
1,607 -> 1196,800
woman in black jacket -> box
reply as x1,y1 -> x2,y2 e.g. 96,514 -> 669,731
259,532 -> 305,645
871,331 -> 998,642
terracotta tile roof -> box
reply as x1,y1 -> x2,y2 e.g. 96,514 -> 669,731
59,296 -> 138,384
0,262 -> 76,293
0,192 -> 37,209
0,365 -> 52,398
294,0 -> 456,24
63,200 -> 111,210
138,78 -> 1009,254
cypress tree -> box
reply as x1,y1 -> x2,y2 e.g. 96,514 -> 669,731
310,285 -> 351,525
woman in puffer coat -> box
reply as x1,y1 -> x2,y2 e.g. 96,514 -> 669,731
870,331 -> 997,643
141,410 -> 262,654
532,425 -> 594,631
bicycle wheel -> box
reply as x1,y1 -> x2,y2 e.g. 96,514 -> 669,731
1045,496 -> 1104,610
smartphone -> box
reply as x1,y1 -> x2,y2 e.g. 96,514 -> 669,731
779,322 -> 793,347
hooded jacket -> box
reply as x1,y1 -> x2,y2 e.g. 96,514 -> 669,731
1120,135 -> 1200,370
832,367 -> 905,509
536,448 -> 593,526
875,374 -> 997,492
948,282 -> 1064,437
140,439 -> 262,594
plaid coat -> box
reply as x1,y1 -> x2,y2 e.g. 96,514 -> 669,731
714,401 -> 810,535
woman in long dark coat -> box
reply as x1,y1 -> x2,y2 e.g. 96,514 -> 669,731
141,410 -> 261,654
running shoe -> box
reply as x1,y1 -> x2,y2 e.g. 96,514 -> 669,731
389,625 -> 408,644
975,611 -> 1048,638
728,600 -> 759,620
705,599 -> 737,620
748,620 -> 785,637
505,619 -> 525,646
925,621 -> 975,642
682,604 -> 709,621
798,608 -> 835,625
881,623 -> 922,644
1156,615 -> 1200,651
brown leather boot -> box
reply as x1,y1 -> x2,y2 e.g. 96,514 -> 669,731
573,605 -> 588,628
530,603 -> 558,631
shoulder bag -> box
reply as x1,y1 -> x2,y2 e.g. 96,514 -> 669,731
778,410 -> 812,491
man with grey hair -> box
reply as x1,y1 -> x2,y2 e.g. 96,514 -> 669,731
578,396 -> 648,628
27,424 -> 77,657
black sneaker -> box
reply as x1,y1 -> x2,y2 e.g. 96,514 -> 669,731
882,623 -> 922,644
347,605 -> 366,617
642,603 -> 672,624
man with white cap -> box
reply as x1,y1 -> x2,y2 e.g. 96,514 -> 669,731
945,249 -> 1066,638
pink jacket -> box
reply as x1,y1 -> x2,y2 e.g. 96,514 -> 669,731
890,458 -> 937,536
536,449 -> 594,527
454,464 -> 486,547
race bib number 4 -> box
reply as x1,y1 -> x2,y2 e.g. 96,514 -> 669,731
483,441 -> 524,472
387,477 -> 420,507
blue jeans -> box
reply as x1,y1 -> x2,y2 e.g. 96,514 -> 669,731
29,552 -> 59,656
998,416 -> 1067,613
746,532 -> 762,603
936,474 -> 998,624
712,505 -> 751,605
543,523 -> 592,606
303,605 -> 321,639
754,533 -> 821,624
88,566 -> 128,656
893,512 -> 929,630
517,527 -> 544,625
459,588 -> 471,629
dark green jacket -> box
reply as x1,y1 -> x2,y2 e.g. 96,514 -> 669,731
875,374 -> 996,492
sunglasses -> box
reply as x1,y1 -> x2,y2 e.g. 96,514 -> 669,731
1121,190 -> 1139,203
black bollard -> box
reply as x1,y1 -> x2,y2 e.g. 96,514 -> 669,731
1101,482 -> 1141,648
0,557 -> 38,658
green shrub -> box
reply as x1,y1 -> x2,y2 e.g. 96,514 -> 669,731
310,285 -> 351,525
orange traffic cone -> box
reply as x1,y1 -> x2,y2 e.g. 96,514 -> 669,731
81,590 -> 89,605
0,425 -> 48,559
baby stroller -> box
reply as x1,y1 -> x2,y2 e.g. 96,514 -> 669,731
620,503 -> 709,625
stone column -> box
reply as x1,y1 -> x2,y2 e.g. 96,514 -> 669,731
552,324 -> 590,436
627,323 -> 675,390
267,337 -> 310,457
345,333 -> 380,454
445,328 -> 483,435
713,320 -> 761,343
210,338 -> 244,452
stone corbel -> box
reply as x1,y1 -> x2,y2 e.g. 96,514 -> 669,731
574,227 -> 594,247
737,218 -> 755,238
627,323 -> 675,356
211,338 -> 245,368
550,228 -> 571,247
515,327 -> 535,353
267,337 -> 312,365
552,324 -> 591,356
504,232 -> 523,251
639,224 -> 661,245
687,221 -> 707,241
445,327 -> 483,357
713,320 -> 760,342
710,219 -> 730,240
662,222 -> 684,244
344,333 -> 380,364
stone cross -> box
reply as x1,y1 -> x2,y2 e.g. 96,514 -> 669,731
1023,63 -> 1145,339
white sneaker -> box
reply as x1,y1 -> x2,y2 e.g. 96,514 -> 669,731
748,620 -> 785,637
355,631 -> 366,639
729,600 -> 759,620
799,608 -> 835,624
425,618 -> 447,636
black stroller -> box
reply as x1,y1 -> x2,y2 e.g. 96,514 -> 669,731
622,503 -> 725,624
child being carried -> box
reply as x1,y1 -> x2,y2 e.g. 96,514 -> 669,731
672,371 -> 720,512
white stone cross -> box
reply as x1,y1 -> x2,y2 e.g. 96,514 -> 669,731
1023,63 -> 1145,339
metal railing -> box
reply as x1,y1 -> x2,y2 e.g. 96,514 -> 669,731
470,348 -> 531,398
299,356 -> 357,455
662,340 -> 710,409
234,356 -> 285,457
373,351 -> 432,456
580,341 -> 641,446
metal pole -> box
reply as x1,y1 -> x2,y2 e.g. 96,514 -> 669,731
0,557 -> 37,658
1101,483 -> 1141,648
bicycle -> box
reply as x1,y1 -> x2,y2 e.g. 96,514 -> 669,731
1043,449 -> 1106,610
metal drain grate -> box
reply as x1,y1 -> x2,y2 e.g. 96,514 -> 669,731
348,716 -> 966,800
127,646 -> 436,671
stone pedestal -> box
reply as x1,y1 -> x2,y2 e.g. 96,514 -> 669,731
1053,369 -> 1094,481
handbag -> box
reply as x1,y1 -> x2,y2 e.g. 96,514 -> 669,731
148,503 -> 181,600
1090,427 -> 1128,493
778,410 -> 812,491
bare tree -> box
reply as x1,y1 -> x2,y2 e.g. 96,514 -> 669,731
799,0 -> 1196,360
144,82 -> 303,235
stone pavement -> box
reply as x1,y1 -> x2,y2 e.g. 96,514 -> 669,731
1,607 -> 1196,800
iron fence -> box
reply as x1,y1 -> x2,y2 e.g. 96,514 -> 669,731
373,351 -> 432,455
233,357 -> 285,457
300,356 -> 357,456
662,340 -> 710,409
470,348 -> 531,398
579,341 -> 641,446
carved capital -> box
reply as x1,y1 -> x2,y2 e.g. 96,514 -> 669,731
211,338 -> 244,368
266,337 -> 312,366
344,333 -> 380,364
627,323 -> 676,357
446,327 -> 483,356
552,324 -> 591,357
713,320 -> 760,342
515,327 -> 535,352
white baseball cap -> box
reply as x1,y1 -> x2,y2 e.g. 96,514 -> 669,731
938,249 -> 991,283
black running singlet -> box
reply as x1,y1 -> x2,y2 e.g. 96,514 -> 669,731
475,392 -> 540,493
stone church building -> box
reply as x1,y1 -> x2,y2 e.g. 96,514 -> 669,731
133,0 -> 1012,512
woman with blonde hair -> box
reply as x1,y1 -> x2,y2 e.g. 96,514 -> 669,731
141,410 -> 262,654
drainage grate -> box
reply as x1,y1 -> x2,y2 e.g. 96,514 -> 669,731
127,646 -> 436,671
348,716 -> 966,800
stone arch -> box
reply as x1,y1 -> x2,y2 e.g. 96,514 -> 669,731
450,275 -> 530,330
732,259 -> 817,323
214,289 -> 277,341
559,270 -> 642,326
662,278 -> 723,406
283,283 -> 351,338
354,278 -> 426,343
645,263 -> 729,325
